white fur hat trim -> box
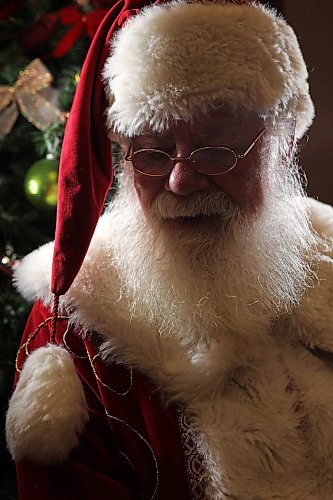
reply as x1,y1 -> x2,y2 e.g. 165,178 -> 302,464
6,344 -> 89,464
104,1 -> 314,139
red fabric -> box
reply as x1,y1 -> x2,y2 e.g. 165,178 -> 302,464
14,301 -> 191,499
51,0 -> 162,296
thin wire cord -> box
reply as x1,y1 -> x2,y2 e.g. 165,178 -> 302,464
51,294 -> 59,343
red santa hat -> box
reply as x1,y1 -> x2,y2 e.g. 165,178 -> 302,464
52,0 -> 314,300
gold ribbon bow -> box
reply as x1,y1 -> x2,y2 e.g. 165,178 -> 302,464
0,59 -> 64,139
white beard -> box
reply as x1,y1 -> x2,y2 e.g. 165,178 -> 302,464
106,148 -> 318,349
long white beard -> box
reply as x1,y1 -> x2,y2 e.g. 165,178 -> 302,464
106,149 -> 318,348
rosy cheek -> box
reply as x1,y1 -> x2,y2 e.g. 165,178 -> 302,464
212,158 -> 264,212
133,174 -> 166,210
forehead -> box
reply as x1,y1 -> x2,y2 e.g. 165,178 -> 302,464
139,106 -> 262,139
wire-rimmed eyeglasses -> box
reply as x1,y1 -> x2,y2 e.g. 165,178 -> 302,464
125,128 -> 265,177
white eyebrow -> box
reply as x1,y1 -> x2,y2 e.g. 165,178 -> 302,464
137,131 -> 170,138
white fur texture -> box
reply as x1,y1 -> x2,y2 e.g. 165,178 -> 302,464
6,344 -> 89,464
104,1 -> 314,138
307,197 -> 333,236
13,240 -> 54,307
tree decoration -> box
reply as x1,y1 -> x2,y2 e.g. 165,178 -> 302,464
0,243 -> 18,279
53,5 -> 108,58
76,0 -> 91,8
0,1 -> 106,495
24,154 -> 58,211
0,59 -> 65,139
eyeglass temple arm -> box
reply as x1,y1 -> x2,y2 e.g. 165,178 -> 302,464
124,146 -> 132,161
237,129 -> 265,159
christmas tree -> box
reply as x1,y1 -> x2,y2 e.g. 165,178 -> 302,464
0,1 -> 118,497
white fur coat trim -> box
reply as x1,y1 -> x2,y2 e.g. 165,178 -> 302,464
104,1 -> 314,139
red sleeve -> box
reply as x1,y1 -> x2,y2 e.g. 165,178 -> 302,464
16,416 -> 137,500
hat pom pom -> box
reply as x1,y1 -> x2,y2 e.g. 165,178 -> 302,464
6,344 -> 89,464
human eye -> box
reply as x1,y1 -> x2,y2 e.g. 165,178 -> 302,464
132,149 -> 170,175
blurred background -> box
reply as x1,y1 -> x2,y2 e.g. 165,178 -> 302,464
0,0 -> 332,498
281,0 -> 333,204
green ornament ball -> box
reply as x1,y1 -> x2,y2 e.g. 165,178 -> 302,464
24,157 -> 58,210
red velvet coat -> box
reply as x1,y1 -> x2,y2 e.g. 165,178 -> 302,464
14,300 -> 205,499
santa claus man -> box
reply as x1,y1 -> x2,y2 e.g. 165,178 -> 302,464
6,0 -> 333,498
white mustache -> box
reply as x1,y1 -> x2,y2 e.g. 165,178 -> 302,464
151,190 -> 239,220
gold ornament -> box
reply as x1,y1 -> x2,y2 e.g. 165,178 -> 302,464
0,59 -> 66,139
76,0 -> 90,6
24,155 -> 58,211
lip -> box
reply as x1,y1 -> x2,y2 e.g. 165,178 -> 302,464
161,214 -> 220,230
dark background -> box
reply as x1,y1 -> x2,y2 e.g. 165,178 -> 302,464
273,0 -> 333,204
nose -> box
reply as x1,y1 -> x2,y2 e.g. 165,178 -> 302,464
164,157 -> 210,196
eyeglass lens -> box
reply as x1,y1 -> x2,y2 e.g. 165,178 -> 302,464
132,148 -> 237,175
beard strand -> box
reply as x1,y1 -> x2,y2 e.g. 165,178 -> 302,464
105,156 -> 319,346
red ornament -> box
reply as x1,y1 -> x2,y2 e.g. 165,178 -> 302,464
53,6 -> 108,58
